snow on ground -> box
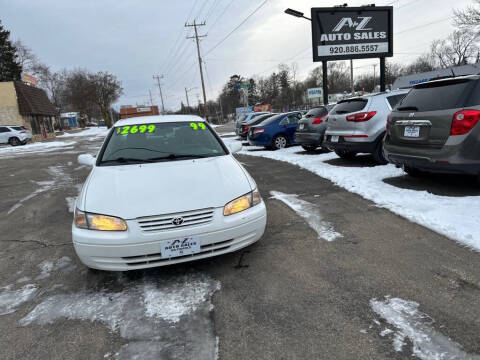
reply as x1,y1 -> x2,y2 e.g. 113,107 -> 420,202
229,142 -> 480,252
0,284 -> 38,315
20,273 -> 220,360
270,191 -> 343,242
35,257 -> 74,280
0,140 -> 76,158
65,197 -> 76,213
56,127 -> 109,138
7,165 -> 73,215
371,296 -> 480,359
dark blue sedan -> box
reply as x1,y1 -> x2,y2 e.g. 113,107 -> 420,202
248,112 -> 303,150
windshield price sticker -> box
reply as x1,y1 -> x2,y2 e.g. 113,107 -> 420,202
190,122 -> 206,130
116,124 -> 156,135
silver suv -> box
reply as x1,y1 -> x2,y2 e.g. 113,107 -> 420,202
324,90 -> 409,164
0,125 -> 32,146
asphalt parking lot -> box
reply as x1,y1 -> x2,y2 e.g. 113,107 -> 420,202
0,127 -> 479,360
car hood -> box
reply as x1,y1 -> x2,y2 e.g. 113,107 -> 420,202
82,155 -> 253,219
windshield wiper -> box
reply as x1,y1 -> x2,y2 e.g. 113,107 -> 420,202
147,153 -> 208,161
100,157 -> 155,165
396,106 -> 418,111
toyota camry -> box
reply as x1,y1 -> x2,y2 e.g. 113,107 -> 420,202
73,115 -> 267,271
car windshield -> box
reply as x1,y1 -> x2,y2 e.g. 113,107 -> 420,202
10,126 -> 23,131
331,99 -> 368,114
99,121 -> 227,166
237,114 -> 247,122
248,113 -> 275,124
257,114 -> 284,126
305,108 -> 327,117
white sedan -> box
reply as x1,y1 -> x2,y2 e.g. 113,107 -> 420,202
73,115 -> 266,271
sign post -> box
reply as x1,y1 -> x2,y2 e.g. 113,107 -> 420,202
311,5 -> 393,102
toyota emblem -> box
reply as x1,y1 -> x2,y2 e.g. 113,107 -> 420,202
172,217 -> 184,226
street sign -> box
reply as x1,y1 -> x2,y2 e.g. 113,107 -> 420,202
307,88 -> 323,99
236,83 -> 251,89
311,6 -> 393,62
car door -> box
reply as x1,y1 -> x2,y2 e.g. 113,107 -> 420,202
0,126 -> 11,144
286,113 -> 301,143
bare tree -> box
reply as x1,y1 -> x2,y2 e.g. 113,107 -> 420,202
454,0 -> 480,29
13,40 -> 38,73
89,72 -> 123,128
403,54 -> 436,74
431,29 -> 480,68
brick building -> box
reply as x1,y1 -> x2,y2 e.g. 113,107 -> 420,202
0,81 -> 58,142
120,105 -> 159,119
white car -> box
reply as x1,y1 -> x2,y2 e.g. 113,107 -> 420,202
73,115 -> 267,271
0,125 -> 32,146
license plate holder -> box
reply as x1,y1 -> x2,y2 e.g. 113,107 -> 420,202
331,135 -> 339,142
160,236 -> 200,258
404,126 -> 420,137
299,124 -> 305,130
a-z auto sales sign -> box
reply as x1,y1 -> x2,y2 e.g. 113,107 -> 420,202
311,6 -> 393,61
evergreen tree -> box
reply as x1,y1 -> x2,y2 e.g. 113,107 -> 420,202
0,21 -> 22,81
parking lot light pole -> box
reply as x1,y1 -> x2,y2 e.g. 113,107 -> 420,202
284,8 -> 311,21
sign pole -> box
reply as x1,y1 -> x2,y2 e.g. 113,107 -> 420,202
322,61 -> 328,105
380,57 -> 386,92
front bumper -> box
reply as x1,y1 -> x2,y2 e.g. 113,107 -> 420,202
295,132 -> 323,146
72,203 -> 267,271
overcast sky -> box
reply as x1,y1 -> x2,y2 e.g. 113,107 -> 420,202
1,0 -> 473,111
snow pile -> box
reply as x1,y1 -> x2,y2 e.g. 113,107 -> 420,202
0,140 -> 76,157
21,273 -> 220,359
270,191 -> 343,242
371,296 -> 480,359
233,144 -> 480,251
56,127 -> 109,138
0,284 -> 38,315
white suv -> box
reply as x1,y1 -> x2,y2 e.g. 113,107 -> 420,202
324,90 -> 409,164
0,125 -> 33,146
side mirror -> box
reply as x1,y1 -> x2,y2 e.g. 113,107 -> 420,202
78,153 -> 96,167
228,141 -> 242,153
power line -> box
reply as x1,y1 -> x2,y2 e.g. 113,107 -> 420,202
396,16 -> 451,35
204,0 -> 269,56
207,0 -> 235,33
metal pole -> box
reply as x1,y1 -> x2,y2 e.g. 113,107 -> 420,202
148,89 -> 154,107
185,87 -> 190,108
350,59 -> 354,95
322,61 -> 328,105
380,57 -> 386,92
373,64 -> 377,92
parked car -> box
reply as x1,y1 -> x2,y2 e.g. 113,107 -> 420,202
73,115 -> 266,271
384,75 -> 480,177
235,112 -> 269,135
295,105 -> 335,151
248,111 -> 302,150
0,125 -> 32,146
238,113 -> 277,139
323,90 -> 409,164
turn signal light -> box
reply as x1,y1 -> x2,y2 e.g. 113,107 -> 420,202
451,110 -> 480,135
346,111 -> 377,122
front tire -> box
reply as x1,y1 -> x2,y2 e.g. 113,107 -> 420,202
273,135 -> 288,150
335,149 -> 357,159
8,137 -> 20,146
302,145 -> 318,152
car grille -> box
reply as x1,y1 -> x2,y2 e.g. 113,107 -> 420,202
137,208 -> 215,232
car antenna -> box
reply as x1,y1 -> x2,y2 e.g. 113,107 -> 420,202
450,68 -> 455,77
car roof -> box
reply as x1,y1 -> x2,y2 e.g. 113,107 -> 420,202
114,115 -> 205,127
336,89 -> 409,104
412,74 -> 480,88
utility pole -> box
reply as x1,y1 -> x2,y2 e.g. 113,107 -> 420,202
153,75 -> 165,114
185,20 -> 209,121
350,59 -> 354,96
148,89 -> 154,107
373,64 -> 377,92
185,87 -> 191,109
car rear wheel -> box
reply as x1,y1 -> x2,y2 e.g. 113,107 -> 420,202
335,149 -> 357,159
273,135 -> 288,150
302,145 -> 318,152
372,141 -> 388,165
8,137 -> 20,146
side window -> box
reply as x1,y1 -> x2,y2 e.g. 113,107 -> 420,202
288,115 -> 300,124
279,117 -> 289,125
387,94 -> 406,109
0,127 -> 11,133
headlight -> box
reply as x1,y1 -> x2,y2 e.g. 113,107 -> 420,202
74,208 -> 127,231
223,188 -> 262,216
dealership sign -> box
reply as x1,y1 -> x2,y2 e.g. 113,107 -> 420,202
307,88 -> 323,99
311,6 -> 393,61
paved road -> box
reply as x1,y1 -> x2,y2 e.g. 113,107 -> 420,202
0,127 -> 479,359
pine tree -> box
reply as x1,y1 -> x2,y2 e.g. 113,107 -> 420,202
0,21 -> 22,81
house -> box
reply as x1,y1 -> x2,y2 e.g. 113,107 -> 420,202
0,81 -> 58,142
